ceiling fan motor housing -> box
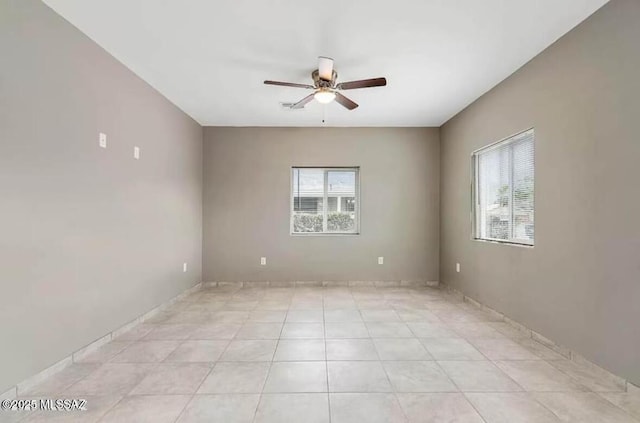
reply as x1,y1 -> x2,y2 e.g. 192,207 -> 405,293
312,69 -> 338,89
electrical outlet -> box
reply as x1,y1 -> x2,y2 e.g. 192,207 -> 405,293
183,262 -> 188,272
133,146 -> 140,160
378,257 -> 384,265
260,257 -> 266,265
456,262 -> 461,273
99,132 -> 107,148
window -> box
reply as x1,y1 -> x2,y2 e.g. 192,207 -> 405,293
473,129 -> 534,246
291,167 -> 359,235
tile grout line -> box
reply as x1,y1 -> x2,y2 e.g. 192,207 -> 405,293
156,286 -> 237,423
250,288 -> 290,423
323,294 -> 332,423
93,363 -> 163,422
444,284 -> 631,392
373,284 -> 412,422
9,282 -> 203,399
15,285 -> 638,422
220,285 -> 261,422
173,339 -> 232,422
92,287 -> 233,423
435,327 -> 550,400
433,359 -> 489,423
597,393 -> 640,423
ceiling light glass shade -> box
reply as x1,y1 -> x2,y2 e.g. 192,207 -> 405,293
314,89 -> 336,104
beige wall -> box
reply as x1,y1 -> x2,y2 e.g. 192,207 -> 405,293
203,127 -> 439,283
0,0 -> 203,392
4,0 -> 638,394
440,0 -> 640,385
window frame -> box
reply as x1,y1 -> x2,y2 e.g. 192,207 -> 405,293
471,128 -> 534,247
290,166 -> 360,236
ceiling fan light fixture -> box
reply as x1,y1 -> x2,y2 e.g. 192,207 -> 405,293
314,89 -> 336,104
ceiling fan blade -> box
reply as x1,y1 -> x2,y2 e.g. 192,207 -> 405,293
264,80 -> 315,89
335,92 -> 359,110
318,56 -> 334,81
290,93 -> 316,109
336,77 -> 387,90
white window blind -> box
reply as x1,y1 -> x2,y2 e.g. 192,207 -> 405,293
473,129 -> 534,245
291,167 -> 359,235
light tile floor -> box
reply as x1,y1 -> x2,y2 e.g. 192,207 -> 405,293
8,285 -> 640,423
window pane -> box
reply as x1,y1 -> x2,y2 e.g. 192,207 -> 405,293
294,197 -> 321,213
327,197 -> 338,212
341,197 -> 356,212
292,168 -> 324,233
327,170 -> 356,232
291,168 -> 359,235
474,129 -> 534,245
512,137 -> 534,242
478,147 -> 511,241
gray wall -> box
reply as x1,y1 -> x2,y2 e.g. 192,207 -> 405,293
440,0 -> 640,385
203,127 -> 439,283
0,0 -> 203,392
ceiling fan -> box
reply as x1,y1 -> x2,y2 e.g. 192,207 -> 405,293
264,56 -> 387,110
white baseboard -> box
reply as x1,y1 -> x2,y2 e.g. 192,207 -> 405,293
72,334 -> 112,363
1,386 -> 17,401
5,282 -> 202,399
445,284 -> 631,393
16,356 -> 73,395
203,280 -> 439,288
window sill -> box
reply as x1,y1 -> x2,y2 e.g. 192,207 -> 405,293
472,238 -> 534,248
291,232 -> 360,237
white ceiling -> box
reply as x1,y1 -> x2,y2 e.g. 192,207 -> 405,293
43,0 -> 607,127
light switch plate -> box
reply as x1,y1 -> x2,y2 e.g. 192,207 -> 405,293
99,133 -> 107,148
378,257 -> 384,265
183,262 -> 187,272
260,257 -> 266,265
456,262 -> 461,273
133,146 -> 140,160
